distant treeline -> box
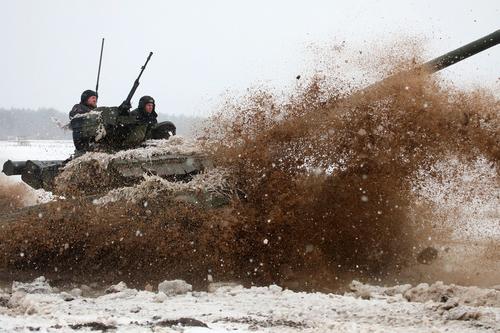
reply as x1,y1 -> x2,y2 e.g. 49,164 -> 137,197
0,108 -> 206,140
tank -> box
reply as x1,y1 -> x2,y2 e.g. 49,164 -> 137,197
2,30 -> 499,194
2,106 -> 208,193
2,153 -> 213,192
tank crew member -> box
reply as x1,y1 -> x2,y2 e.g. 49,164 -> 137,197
129,95 -> 158,140
116,95 -> 176,147
69,89 -> 98,153
69,90 -> 98,119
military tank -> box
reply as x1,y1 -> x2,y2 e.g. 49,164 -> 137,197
2,29 -> 499,195
3,50 -> 211,195
2,106 -> 208,193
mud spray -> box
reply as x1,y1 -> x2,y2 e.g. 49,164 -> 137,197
0,174 -> 45,215
0,41 -> 498,290
0,178 -> 27,215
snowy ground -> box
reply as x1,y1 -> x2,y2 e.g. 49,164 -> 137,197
0,277 -> 499,332
0,140 -> 74,163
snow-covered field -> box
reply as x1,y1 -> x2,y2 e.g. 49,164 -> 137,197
1,277 -> 499,332
0,140 -> 74,163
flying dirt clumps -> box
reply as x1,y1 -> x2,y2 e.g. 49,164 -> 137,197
0,196 -> 246,287
0,179 -> 27,214
411,156 -> 500,241
0,175 -> 53,215
201,66 -> 499,284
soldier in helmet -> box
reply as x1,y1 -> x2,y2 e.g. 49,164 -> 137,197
112,96 -> 158,149
130,95 -> 158,139
115,95 -> 177,148
116,95 -> 159,147
69,89 -> 98,152
69,90 -> 98,119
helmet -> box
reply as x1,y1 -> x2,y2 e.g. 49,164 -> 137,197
138,95 -> 155,111
80,90 -> 98,104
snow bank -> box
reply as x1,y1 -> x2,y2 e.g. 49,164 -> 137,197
104,281 -> 128,294
349,280 -> 500,307
0,277 -> 498,332
404,281 -> 500,307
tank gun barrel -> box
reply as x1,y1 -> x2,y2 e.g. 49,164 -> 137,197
2,160 -> 26,176
2,160 -> 64,190
357,29 -> 500,97
422,29 -> 500,73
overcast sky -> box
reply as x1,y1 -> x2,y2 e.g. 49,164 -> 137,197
1,1 -> 498,116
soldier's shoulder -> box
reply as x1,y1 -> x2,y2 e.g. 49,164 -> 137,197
69,103 -> 92,119
73,103 -> 90,111
129,108 -> 141,118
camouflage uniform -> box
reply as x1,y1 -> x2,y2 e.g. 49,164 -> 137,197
121,96 -> 158,146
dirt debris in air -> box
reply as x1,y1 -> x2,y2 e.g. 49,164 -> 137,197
0,175 -> 52,215
0,178 -> 26,215
0,40 -> 499,290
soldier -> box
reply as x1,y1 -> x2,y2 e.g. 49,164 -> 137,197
114,95 -> 176,148
69,89 -> 98,153
69,90 -> 98,118
116,95 -> 158,147
130,95 -> 158,139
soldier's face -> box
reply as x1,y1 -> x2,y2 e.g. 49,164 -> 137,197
86,96 -> 97,108
144,103 -> 154,113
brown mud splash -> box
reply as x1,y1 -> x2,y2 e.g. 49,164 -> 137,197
0,198 -> 244,288
0,44 -> 498,290
201,69 -> 498,287
0,176 -> 35,215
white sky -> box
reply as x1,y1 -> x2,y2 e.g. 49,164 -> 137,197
1,0 -> 498,116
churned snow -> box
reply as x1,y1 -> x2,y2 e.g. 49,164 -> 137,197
93,168 -> 231,205
0,277 -> 498,332
158,280 -> 193,296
